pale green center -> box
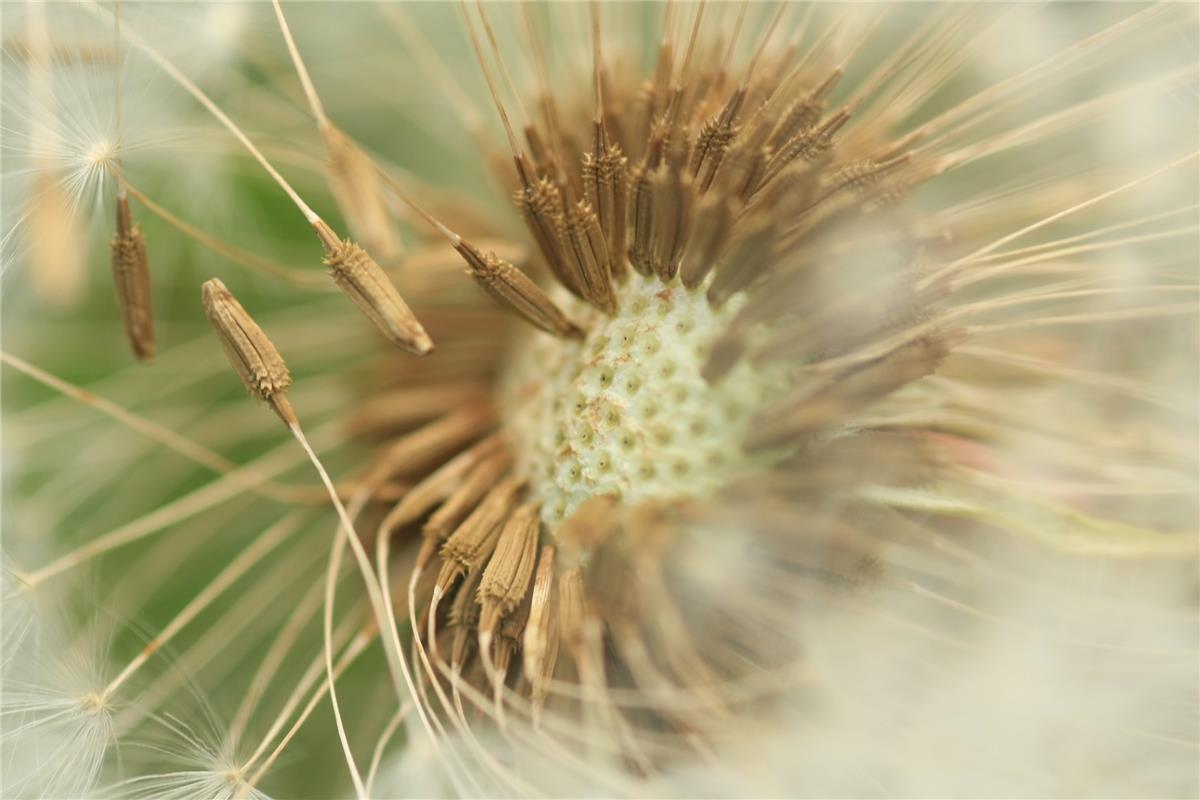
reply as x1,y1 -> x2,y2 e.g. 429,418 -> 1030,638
500,274 -> 784,527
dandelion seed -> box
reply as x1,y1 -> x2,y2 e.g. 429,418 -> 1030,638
102,3 -> 155,363
110,195 -> 155,362
476,501 -> 540,636
200,278 -> 297,428
199,277 -> 418,738
435,476 -> 524,595
458,238 -> 584,339
419,445 -> 512,566
521,544 -> 559,724
313,219 -> 434,355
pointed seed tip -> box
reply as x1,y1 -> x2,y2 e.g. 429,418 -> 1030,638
200,276 -> 227,299
412,334 -> 436,357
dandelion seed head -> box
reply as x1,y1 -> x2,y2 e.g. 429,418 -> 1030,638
0,594 -> 113,799
110,760 -> 269,800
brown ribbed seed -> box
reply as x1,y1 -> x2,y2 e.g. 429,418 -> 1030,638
627,164 -> 655,276
557,566 -> 587,655
562,202 -> 616,313
820,155 -> 911,202
722,143 -> 770,204
766,70 -> 842,153
422,449 -> 512,546
707,218 -> 777,307
758,110 -> 850,195
766,99 -> 823,152
493,588 -> 531,678
522,545 -> 558,718
517,175 -> 578,296
627,126 -> 668,276
313,219 -> 433,355
110,195 -> 154,362
648,167 -> 695,283
456,239 -> 584,339
582,123 -> 629,280
691,87 -> 745,193
435,476 -> 524,593
701,330 -> 746,385
200,278 -> 296,427
477,502 -> 541,635
449,567 -> 485,670
750,161 -> 819,220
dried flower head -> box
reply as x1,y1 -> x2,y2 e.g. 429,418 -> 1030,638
2,3 -> 1197,799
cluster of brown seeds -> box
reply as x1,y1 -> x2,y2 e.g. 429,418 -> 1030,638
155,1 -> 967,772
85,0 -> 966,773
324,4 -> 957,767
109,193 -> 154,362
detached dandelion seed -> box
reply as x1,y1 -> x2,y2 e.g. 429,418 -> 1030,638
200,278 -> 298,428
109,193 -> 155,362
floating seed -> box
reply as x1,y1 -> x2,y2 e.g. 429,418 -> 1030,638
200,278 -> 296,427
313,219 -> 433,355
110,194 -> 155,362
